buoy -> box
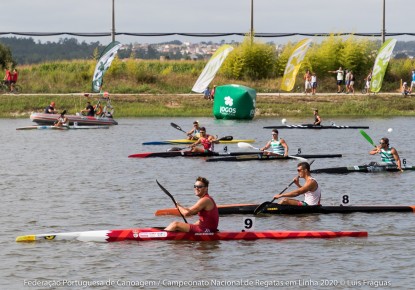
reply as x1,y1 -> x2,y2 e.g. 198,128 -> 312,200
281,118 -> 287,124
388,128 -> 393,133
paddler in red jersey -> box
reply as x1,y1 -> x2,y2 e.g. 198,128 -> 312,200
189,127 -> 217,153
164,176 -> 219,233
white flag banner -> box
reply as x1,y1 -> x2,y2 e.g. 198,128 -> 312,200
192,44 -> 234,93
92,41 -> 122,92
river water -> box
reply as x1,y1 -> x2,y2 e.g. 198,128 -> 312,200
1,117 -> 414,289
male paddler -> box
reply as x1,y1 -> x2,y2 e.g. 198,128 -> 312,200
369,137 -> 402,170
313,109 -> 322,125
164,176 -> 219,233
273,162 -> 321,206
189,127 -> 217,153
186,120 -> 201,140
260,129 -> 288,156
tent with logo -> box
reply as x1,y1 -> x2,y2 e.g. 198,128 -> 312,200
213,84 -> 256,120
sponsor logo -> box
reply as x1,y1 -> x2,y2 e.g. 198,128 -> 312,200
220,106 -> 237,115
139,232 -> 168,238
224,96 -> 234,106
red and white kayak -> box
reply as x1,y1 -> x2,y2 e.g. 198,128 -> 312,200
16,228 -> 367,243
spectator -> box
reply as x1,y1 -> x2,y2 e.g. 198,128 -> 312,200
311,72 -> 317,95
348,70 -> 355,94
209,85 -> 217,101
303,70 -> 312,95
402,82 -> 410,96
203,87 -> 211,100
328,67 -> 344,93
3,68 -> 11,92
44,102 -> 58,114
10,69 -> 18,93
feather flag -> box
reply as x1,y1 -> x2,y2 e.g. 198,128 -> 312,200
370,39 -> 397,93
280,39 -> 312,91
192,45 -> 234,93
92,41 -> 122,92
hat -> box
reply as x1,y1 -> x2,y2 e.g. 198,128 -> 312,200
404,82 -> 407,85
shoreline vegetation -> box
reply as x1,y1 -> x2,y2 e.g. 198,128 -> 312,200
1,93 -> 415,118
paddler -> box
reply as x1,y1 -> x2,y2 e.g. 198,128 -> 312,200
186,120 -> 201,140
54,110 -> 69,127
369,137 -> 402,170
274,162 -> 321,206
164,177 -> 219,233
189,127 -> 217,153
313,109 -> 322,125
259,129 -> 289,156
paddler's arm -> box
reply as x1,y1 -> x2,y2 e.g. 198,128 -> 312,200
177,198 -> 209,217
369,146 -> 381,155
280,138 -> 289,157
391,148 -> 403,171
188,139 -> 201,148
274,178 -> 316,199
260,141 -> 271,151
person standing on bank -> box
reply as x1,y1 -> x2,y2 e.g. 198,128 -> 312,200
369,137 -> 402,171
273,162 -> 321,206
164,176 -> 219,233
260,129 -> 288,157
328,67 -> 344,93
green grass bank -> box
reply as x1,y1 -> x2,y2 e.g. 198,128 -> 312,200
1,93 -> 415,119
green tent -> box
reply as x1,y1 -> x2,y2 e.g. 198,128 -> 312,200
213,84 -> 256,120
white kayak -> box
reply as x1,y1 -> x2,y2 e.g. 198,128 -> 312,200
16,125 -> 109,130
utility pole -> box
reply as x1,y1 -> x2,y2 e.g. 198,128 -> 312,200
111,0 -> 116,42
381,0 -> 385,43
250,0 -> 254,44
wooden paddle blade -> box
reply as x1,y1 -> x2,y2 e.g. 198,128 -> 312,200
218,136 -> 233,141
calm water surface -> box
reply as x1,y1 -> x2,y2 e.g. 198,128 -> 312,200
1,117 -> 414,289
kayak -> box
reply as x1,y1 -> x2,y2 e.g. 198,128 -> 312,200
30,112 -> 118,126
129,151 -> 261,158
205,153 -> 342,162
263,124 -> 369,129
16,125 -> 69,131
311,164 -> 415,174
128,151 -> 341,159
142,139 -> 255,145
15,228 -> 367,243
16,125 -> 109,130
155,204 -> 415,216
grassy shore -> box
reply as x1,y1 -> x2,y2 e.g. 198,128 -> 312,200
1,93 -> 415,118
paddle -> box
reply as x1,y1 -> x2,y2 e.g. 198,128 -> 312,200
237,142 -> 307,162
170,122 -> 187,134
253,160 -> 315,215
156,180 -> 188,223
359,129 -> 376,147
253,180 -> 296,215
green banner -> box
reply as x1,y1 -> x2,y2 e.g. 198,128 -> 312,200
370,39 -> 397,93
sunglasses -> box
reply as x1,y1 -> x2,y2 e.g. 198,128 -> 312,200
379,142 -> 386,144
297,168 -> 303,172
200,131 -> 206,134
194,185 -> 206,189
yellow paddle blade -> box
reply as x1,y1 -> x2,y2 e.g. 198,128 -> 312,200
16,235 -> 36,242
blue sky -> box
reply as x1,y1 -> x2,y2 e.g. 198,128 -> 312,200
2,0 -> 414,44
